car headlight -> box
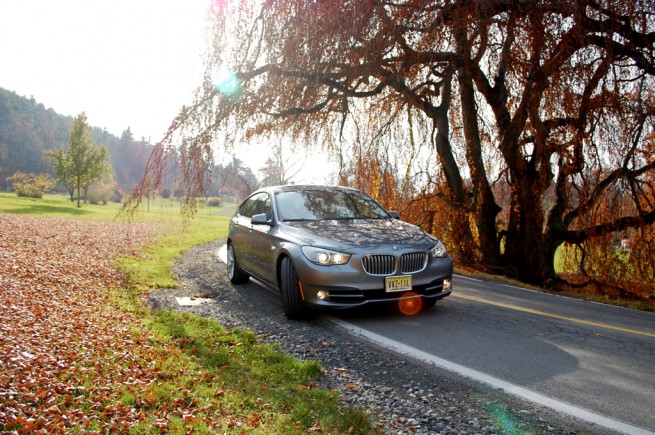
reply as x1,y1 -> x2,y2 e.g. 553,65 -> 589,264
302,246 -> 351,265
430,240 -> 448,258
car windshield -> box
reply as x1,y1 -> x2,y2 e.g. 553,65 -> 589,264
275,189 -> 389,222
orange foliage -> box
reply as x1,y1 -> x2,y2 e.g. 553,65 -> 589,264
137,0 -> 655,294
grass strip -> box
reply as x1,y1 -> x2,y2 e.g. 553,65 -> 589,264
114,211 -> 374,433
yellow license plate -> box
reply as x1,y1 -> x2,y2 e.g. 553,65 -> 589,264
385,275 -> 412,292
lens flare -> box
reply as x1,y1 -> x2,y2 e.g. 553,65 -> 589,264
212,65 -> 240,97
398,291 -> 422,316
487,404 -> 521,434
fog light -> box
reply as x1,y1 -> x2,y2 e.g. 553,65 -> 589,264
443,279 -> 452,290
317,290 -> 329,301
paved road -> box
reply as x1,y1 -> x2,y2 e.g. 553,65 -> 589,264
328,275 -> 655,433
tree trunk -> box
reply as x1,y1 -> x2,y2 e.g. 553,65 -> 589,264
455,25 -> 502,269
428,68 -> 478,264
504,178 -> 550,283
76,176 -> 81,208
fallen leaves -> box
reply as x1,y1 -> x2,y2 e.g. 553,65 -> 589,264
0,214 -> 366,433
0,214 -> 165,431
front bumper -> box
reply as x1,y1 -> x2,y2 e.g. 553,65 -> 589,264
302,277 -> 452,309
292,252 -> 453,310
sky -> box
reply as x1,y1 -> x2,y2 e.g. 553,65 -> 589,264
0,0 -> 335,183
0,0 -> 209,142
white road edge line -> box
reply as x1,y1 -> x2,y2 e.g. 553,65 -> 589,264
326,316 -> 654,435
218,247 -> 650,433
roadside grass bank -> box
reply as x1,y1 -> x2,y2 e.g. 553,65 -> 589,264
0,193 -> 374,433
456,258 -> 654,312
554,244 -> 654,311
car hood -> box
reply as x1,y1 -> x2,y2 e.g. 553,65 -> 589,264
279,219 -> 436,250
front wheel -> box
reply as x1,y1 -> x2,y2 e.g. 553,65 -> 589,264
423,297 -> 438,308
226,243 -> 249,284
280,257 -> 307,320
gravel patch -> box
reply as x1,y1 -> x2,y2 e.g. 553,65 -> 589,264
146,239 -> 614,434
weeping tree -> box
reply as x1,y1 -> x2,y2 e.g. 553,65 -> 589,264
126,0 -> 655,286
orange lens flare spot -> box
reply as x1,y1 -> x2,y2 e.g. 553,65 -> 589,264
398,291 -> 422,316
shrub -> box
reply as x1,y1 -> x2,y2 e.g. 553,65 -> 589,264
111,188 -> 124,203
87,184 -> 109,205
206,197 -> 223,207
8,172 -> 55,199
87,179 -> 121,205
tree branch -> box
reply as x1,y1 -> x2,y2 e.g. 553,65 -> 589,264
564,207 -> 655,244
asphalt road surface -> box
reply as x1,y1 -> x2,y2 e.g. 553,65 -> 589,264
328,275 -> 655,434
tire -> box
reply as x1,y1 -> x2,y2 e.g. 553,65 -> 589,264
423,297 -> 437,308
280,257 -> 306,319
226,243 -> 250,284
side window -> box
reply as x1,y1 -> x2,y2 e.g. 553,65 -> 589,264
239,193 -> 262,219
238,193 -> 272,221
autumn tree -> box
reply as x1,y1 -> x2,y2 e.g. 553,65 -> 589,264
129,0 -> 655,287
48,113 -> 111,208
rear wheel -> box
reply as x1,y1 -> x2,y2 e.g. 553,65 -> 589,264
226,243 -> 249,284
280,257 -> 306,319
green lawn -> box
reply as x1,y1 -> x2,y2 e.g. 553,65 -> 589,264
1,192 -> 374,433
0,191 -> 224,221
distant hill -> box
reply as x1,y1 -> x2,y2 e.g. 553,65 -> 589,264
0,87 -> 154,192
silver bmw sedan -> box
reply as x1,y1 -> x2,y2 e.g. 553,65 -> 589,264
227,185 -> 453,319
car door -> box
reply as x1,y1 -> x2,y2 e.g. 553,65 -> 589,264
231,192 -> 275,281
231,193 -> 265,274
247,193 -> 279,285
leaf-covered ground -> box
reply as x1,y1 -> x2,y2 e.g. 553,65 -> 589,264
1,213 -> 371,434
0,214 -> 165,431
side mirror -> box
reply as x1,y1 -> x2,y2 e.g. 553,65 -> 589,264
387,211 -> 400,219
251,213 -> 273,226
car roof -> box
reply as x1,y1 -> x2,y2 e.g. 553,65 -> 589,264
257,184 -> 360,194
